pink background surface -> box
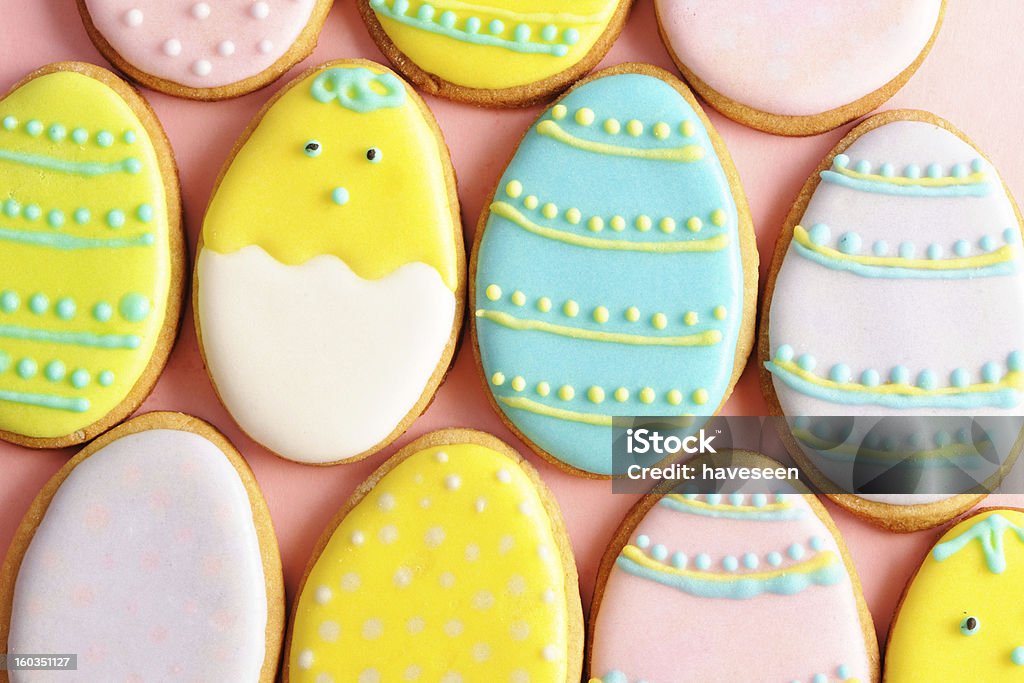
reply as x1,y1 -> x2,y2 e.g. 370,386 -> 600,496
2,0 -> 1023,663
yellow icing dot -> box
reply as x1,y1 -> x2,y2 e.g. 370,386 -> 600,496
711,208 -> 727,227
551,104 -> 568,120
659,217 -> 676,233
610,216 -> 626,231
625,306 -> 640,322
523,195 -> 539,210
626,119 -> 643,136
713,305 -> 727,320
485,284 -> 502,301
639,387 -> 655,404
653,122 -> 670,140
505,180 -> 523,199
511,290 -> 526,306
565,208 -> 582,224
511,376 -> 526,392
587,216 -> 604,232
593,306 -> 609,323
587,386 -> 605,404
684,311 -> 698,326
667,389 -> 683,406
563,300 -> 579,317
687,216 -> 703,233
652,313 -> 667,330
635,215 -> 652,232
692,388 -> 709,405
575,108 -> 595,126
491,372 -> 505,386
536,297 -> 552,313
558,385 -> 575,401
542,203 -> 558,219
681,120 -> 696,137
536,381 -> 550,397
603,119 -> 621,135
614,387 -> 629,402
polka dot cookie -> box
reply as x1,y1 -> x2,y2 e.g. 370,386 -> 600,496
0,412 -> 285,682
285,429 -> 583,682
77,0 -> 333,99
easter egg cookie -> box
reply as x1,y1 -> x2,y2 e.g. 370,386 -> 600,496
0,412 -> 284,682
196,60 -> 464,466
77,0 -> 332,100
471,63 -> 756,477
357,0 -> 632,107
284,428 -> 583,682
886,507 -> 1024,681
0,62 -> 184,448
588,451 -> 879,682
655,1 -> 945,135
760,110 -> 1024,531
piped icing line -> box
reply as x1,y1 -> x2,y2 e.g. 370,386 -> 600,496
392,0 -> 612,24
535,120 -> 706,163
616,544 -> 843,600
660,493 -> 806,520
0,324 -> 141,350
499,395 -> 613,426
476,309 -> 722,347
792,225 -> 1018,279
490,201 -> 729,253
0,226 -> 155,250
0,148 -> 141,177
489,371 -> 711,410
820,154 -> 991,197
0,387 -> 90,412
0,115 -> 138,148
933,512 -> 1024,573
793,427 -> 991,469
632,530 -> 831,576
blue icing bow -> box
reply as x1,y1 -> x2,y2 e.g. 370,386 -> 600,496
310,68 -> 406,113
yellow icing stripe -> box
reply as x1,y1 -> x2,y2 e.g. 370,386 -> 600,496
476,309 -> 722,347
535,120 -> 705,163
794,225 -> 1014,271
663,493 -> 794,515
490,202 -> 729,253
621,544 -> 839,582
426,0 -> 612,23
793,427 -> 992,463
830,164 -> 986,188
499,395 -> 612,426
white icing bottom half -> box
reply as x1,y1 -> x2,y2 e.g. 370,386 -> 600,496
197,245 -> 456,464
8,429 -> 267,682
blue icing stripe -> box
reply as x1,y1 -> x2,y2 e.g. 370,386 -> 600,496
793,240 -> 1018,280
933,512 -> 1024,573
659,495 -> 806,520
310,67 -> 406,112
474,72 -> 744,475
820,169 -> 992,197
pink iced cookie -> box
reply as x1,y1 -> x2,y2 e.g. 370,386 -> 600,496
654,0 -> 945,135
588,453 -> 878,682
78,0 -> 332,99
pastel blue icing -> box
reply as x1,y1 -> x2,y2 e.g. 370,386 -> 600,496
820,169 -> 991,197
792,240 -> 1016,279
309,67 -> 406,113
659,496 -> 806,520
933,512 -> 1024,573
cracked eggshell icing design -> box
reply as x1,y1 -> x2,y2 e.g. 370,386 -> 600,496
472,65 -> 753,476
763,113 -> 1024,510
1,414 -> 281,682
286,430 -> 582,683
588,453 -> 877,683
197,60 -> 463,465
886,508 -> 1024,681
0,64 -> 180,444
359,0 -> 629,104
655,0 -> 944,131
79,0 -> 331,97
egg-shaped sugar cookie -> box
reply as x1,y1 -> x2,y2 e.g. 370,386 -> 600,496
588,451 -> 879,682
655,1 -> 945,135
0,412 -> 284,682
78,0 -> 332,100
196,60 -> 464,465
472,63 -> 756,477
761,110 -> 1024,530
358,0 -> 632,106
285,429 -> 583,683
886,507 -> 1024,681
0,63 -> 183,448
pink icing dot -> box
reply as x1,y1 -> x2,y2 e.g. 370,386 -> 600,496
151,625 -> 169,643
71,585 -> 95,608
85,504 -> 110,530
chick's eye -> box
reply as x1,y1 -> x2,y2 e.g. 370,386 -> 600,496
366,147 -> 382,163
960,616 -> 980,635
303,140 -> 322,158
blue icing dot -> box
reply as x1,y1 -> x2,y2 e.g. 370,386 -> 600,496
807,223 -> 830,246
905,164 -> 921,179
706,493 -> 722,505
971,158 -> 984,173
465,16 -> 481,33
872,240 -> 888,256
1009,350 -> 1023,372
73,208 -> 90,225
1005,228 -> 1020,244
957,428 -> 971,444
890,366 -> 910,384
1,115 -> 16,130
775,344 -> 794,362
70,368 -> 90,389
813,675 -> 827,683
332,187 -> 349,206
880,163 -> 895,177
71,128 -> 88,144
26,120 -> 43,136
0,290 -> 18,313
728,492 -> 743,506
24,204 -> 41,221
917,369 -> 937,390
934,431 -> 951,447
17,358 -> 37,379
926,243 -> 943,260
562,28 -> 580,45
514,24 -> 530,42
124,158 -> 142,174
767,551 -> 783,567
982,361 -> 1002,384
93,301 -> 112,322
98,370 -> 115,387
751,493 -> 767,507
722,555 -> 738,572
119,293 -> 151,322
860,369 -> 880,387
853,160 -> 871,174
829,364 -> 851,384
898,241 -> 915,259
47,124 -> 66,142
44,360 -> 65,382
136,203 -> 154,222
416,3 -> 433,20
980,235 -> 997,251
926,163 -> 943,178
742,553 -> 758,569
1012,646 -> 1024,666
809,536 -> 825,551
694,553 -> 711,570
952,163 -> 968,178
605,672 -> 628,683
907,432 -> 925,450
47,209 -> 64,228
489,19 -> 504,34
392,0 -> 408,13
954,239 -> 971,257
950,368 -> 970,387
635,534 -> 650,549
439,10 -> 455,27
29,293 -> 48,315
832,154 -> 850,168
837,665 -> 851,679
541,24 -> 557,41
55,298 -> 76,320
670,552 -> 686,568
123,130 -> 136,144
651,544 -> 668,561
2,198 -> 18,217
787,543 -> 804,560
96,130 -> 114,147
107,209 -> 126,229
797,354 -> 816,372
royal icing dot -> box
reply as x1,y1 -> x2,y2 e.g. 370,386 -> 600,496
218,40 -> 236,57
192,60 -> 212,77
123,8 -> 143,27
191,2 -> 210,19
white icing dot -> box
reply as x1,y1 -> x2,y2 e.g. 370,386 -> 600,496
439,572 -> 455,588
510,672 -> 530,683
340,572 -> 361,592
393,566 -> 413,588
314,585 -> 332,604
420,497 -> 431,508
319,620 -> 341,642
404,665 -> 422,680
378,492 -> 396,511
474,497 -> 487,513
191,2 -> 210,19
435,450 -> 449,463
413,473 -> 424,484
445,474 -> 462,491
297,649 -> 314,670
162,38 -> 182,56
541,588 -> 556,604
499,535 -> 515,554
517,501 -> 531,515
406,616 -> 425,634
496,468 -> 512,483
472,642 -> 491,662
317,673 -> 335,683
507,575 -> 526,596
472,590 -> 494,610
257,38 -> 274,54
358,669 -> 380,683
217,40 -> 236,57
379,525 -> 398,544
444,619 -> 463,637
541,644 -> 559,662
362,618 -> 383,640
251,1 -> 270,19
123,9 -> 143,27
351,530 -> 365,546
441,674 -> 463,683
191,59 -> 212,76
465,544 -> 480,561
425,526 -> 445,547
537,544 -> 551,561
510,621 -> 530,641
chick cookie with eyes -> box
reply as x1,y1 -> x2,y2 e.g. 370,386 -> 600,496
195,59 -> 465,465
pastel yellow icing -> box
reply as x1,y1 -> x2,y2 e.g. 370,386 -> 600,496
289,442 -> 570,681
0,71 -> 171,438
202,63 -> 458,291
372,0 -> 619,90
886,509 -> 1024,681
